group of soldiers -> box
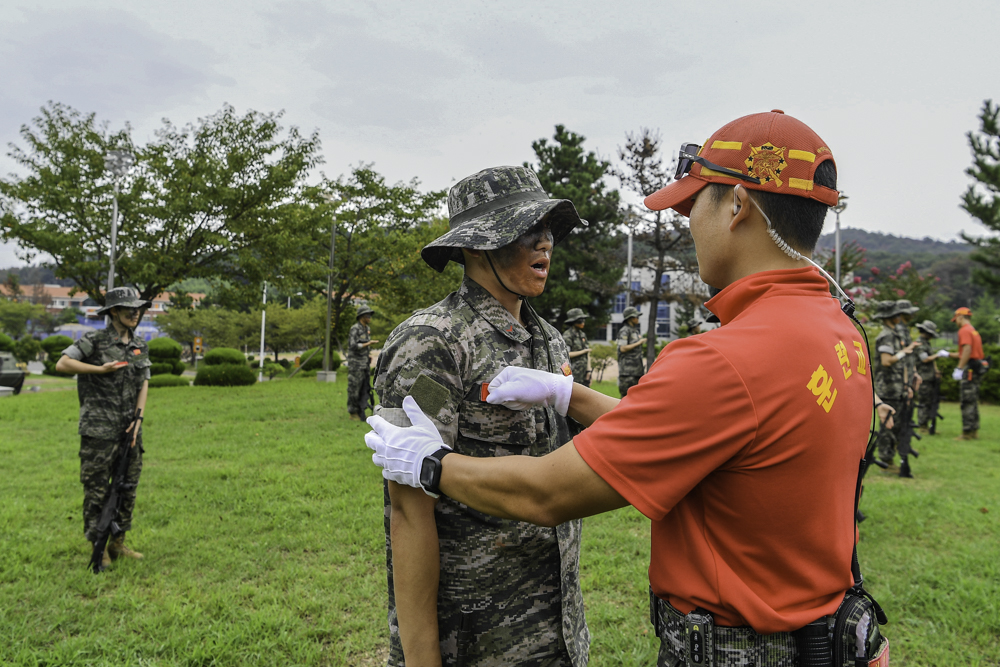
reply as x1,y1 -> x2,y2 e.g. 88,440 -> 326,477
872,298 -> 985,479
346,302 -> 651,417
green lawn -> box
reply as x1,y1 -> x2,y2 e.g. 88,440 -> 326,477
0,379 -> 997,666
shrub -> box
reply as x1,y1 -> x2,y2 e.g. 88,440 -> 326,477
246,355 -> 255,363
148,375 -> 190,388
590,343 -> 616,382
150,362 -> 176,376
261,361 -> 285,380
171,360 -> 185,375
13,336 -> 41,363
277,358 -> 291,369
194,363 -> 256,387
203,347 -> 248,366
40,335 -> 73,357
300,347 -> 341,372
148,337 -> 183,361
0,332 -> 13,352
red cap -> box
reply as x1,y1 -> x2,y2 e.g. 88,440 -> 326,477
952,307 -> 972,322
644,110 -> 838,216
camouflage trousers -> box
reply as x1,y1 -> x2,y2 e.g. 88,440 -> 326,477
876,397 -> 905,464
916,381 -> 936,428
347,364 -> 372,416
618,375 -> 641,398
651,591 -> 796,667
960,374 -> 982,433
80,434 -> 143,542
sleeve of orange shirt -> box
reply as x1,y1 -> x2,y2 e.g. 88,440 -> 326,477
574,338 -> 757,520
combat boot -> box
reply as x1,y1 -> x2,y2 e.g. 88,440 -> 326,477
97,542 -> 111,570
955,431 -> 972,441
971,430 -> 979,440
899,460 -> 914,479
109,534 -> 143,560
348,413 -> 361,421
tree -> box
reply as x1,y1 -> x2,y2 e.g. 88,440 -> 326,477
961,100 -> 1000,293
279,166 -> 446,354
0,102 -> 322,309
0,299 -> 44,339
616,128 -> 702,367
526,125 -> 625,329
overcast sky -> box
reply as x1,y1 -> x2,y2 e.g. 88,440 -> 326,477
2,0 -> 998,268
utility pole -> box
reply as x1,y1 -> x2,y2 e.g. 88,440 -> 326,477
318,193 -> 339,383
833,192 -> 849,287
258,281 -> 267,382
625,228 -> 633,309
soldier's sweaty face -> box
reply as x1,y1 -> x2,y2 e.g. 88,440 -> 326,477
491,221 -> 554,298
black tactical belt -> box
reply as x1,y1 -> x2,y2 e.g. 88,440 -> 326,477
650,589 -> 797,667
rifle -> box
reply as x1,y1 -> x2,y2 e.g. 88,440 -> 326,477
926,374 -> 945,435
896,377 -> 921,478
88,415 -> 140,573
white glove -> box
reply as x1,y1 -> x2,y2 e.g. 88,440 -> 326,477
365,395 -> 451,496
937,349 -> 951,358
952,368 -> 965,381
486,366 -> 574,416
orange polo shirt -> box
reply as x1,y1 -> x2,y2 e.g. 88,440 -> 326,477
575,268 -> 872,633
958,323 -> 983,360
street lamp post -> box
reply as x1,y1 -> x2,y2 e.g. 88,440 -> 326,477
258,281 -> 267,382
832,192 -> 849,287
318,194 -> 339,383
103,150 -> 136,292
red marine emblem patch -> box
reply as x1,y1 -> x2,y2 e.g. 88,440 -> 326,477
745,143 -> 787,187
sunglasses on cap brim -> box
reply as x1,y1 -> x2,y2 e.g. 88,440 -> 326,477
675,143 -> 761,185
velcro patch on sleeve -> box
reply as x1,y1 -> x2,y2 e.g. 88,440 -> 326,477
409,373 -> 452,420
560,362 -> 573,376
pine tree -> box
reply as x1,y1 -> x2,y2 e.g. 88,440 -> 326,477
961,99 -> 1000,293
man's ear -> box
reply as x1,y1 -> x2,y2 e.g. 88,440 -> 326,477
729,185 -> 753,232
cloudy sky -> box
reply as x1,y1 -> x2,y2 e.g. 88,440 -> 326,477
2,0 -> 998,268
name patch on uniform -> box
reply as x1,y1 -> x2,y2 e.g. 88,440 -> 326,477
409,374 -> 451,419
132,349 -> 141,355
560,362 -> 572,377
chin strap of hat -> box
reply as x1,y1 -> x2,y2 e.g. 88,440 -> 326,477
484,251 -> 525,301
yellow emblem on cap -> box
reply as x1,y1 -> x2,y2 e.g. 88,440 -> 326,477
745,143 -> 787,187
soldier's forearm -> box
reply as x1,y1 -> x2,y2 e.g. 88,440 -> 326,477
567,383 -> 620,428
388,483 -> 443,666
135,381 -> 148,417
958,347 -> 971,368
567,350 -> 587,359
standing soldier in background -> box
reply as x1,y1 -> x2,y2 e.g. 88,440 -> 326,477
945,307 -> 985,440
873,301 -> 918,472
616,306 -> 645,397
347,305 -> 378,421
562,308 -> 592,387
894,299 -> 921,393
913,320 -> 944,432
55,286 -> 152,569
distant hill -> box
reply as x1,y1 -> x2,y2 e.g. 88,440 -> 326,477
816,228 -> 972,256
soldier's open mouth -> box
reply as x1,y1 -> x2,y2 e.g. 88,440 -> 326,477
530,259 -> 549,277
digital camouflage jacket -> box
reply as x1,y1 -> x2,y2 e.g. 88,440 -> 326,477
63,327 -> 150,439
347,321 -> 372,369
562,326 -> 590,385
374,275 -> 588,667
616,323 -> 645,378
873,326 -> 905,400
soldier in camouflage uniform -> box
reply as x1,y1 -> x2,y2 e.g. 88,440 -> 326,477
561,308 -> 592,387
616,306 -> 645,397
894,299 -> 920,394
872,301 -> 918,469
374,166 -> 589,666
347,305 -> 378,420
55,287 -> 152,568
913,320 -> 942,430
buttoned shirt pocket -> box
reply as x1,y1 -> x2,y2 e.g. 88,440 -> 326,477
457,398 -> 536,456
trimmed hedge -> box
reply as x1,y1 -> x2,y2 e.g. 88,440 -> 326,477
41,335 -> 76,377
300,347 -> 341,372
148,375 -> 191,388
150,362 -> 176,376
148,337 -> 183,361
194,363 -> 256,387
0,332 -> 13,352
204,347 -> 248,366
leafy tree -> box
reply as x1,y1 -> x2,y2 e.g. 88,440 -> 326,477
13,335 -> 41,363
0,102 -> 321,308
616,128 -> 702,366
279,166 -> 446,354
0,299 -> 44,338
961,99 -> 1000,293
526,125 -> 625,328
852,261 -> 941,324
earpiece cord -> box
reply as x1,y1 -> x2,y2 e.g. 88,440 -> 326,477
483,250 -> 554,374
484,251 -> 525,301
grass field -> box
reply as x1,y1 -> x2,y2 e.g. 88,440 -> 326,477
1,378 -> 998,666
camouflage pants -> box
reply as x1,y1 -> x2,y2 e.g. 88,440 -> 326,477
876,397 -> 905,464
916,381 -> 936,428
618,375 -> 641,398
960,375 -> 981,433
651,591 -> 796,667
80,434 -> 143,542
347,365 -> 372,415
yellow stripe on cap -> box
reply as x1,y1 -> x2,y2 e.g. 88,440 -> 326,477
789,178 -> 814,191
700,167 -> 744,179
788,149 -> 816,163
711,141 -> 743,150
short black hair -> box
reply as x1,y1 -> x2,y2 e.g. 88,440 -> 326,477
707,159 -> 837,252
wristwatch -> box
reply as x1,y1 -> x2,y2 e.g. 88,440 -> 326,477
419,448 -> 452,497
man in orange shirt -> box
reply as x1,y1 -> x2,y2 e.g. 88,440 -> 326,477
367,112 -> 883,665
946,307 -> 985,439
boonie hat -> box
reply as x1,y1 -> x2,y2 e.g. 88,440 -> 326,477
915,320 -> 938,336
644,110 -> 838,217
952,306 -> 972,322
564,307 -> 588,323
356,305 -> 374,319
891,299 -> 919,317
96,286 -> 152,316
421,166 -> 583,273
622,306 -> 640,321
873,301 -> 898,320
